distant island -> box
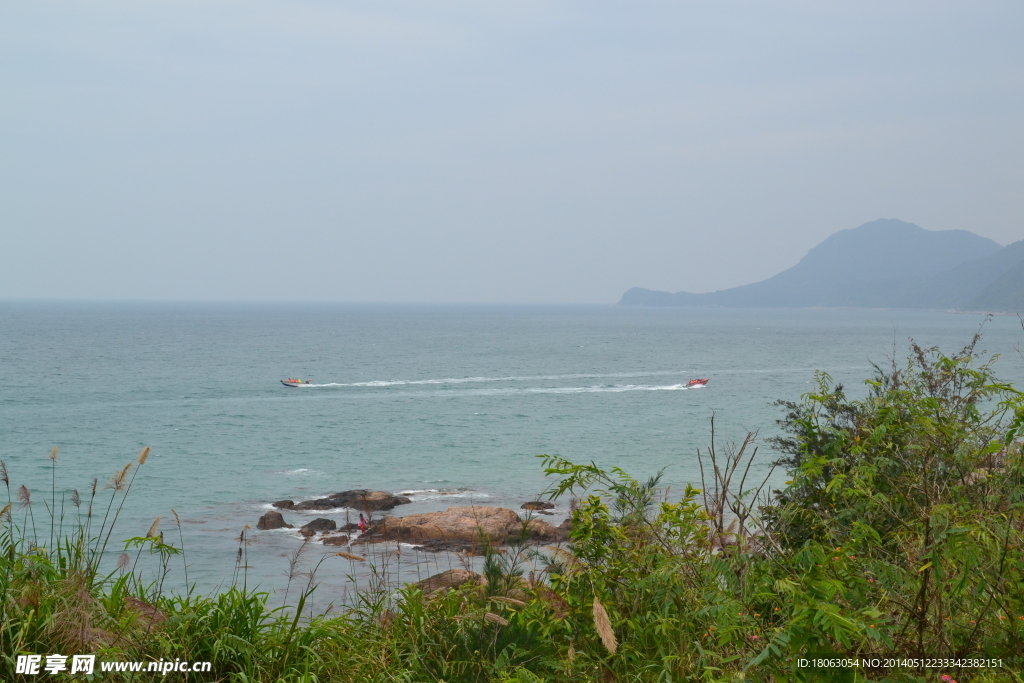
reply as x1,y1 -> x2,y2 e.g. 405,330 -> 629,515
620,218 -> 1024,312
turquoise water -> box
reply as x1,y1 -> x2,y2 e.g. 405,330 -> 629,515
2,303 -> 1022,598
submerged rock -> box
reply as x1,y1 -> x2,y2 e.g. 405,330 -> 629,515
256,511 -> 293,530
521,501 -> 555,511
414,568 -> 484,595
410,538 -> 487,555
322,535 -> 350,546
293,490 -> 412,512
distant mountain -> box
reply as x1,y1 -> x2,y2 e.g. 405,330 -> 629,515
620,219 -> 1024,312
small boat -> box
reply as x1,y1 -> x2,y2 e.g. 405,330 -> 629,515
281,379 -> 313,387
686,378 -> 709,388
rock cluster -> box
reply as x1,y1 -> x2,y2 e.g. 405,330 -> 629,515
273,490 -> 411,512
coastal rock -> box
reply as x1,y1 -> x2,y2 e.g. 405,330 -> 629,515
525,519 -> 568,543
293,490 -> 412,512
355,505 -> 561,546
298,518 -> 336,537
271,500 -> 295,510
256,511 -> 293,530
521,501 -> 555,511
322,535 -> 350,546
414,568 -> 484,595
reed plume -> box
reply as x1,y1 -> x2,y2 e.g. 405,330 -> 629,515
592,597 -> 618,654
117,553 -> 130,570
17,485 -> 31,506
334,551 -> 366,562
138,446 -> 150,465
0,502 -> 11,521
0,459 -> 8,487
50,446 -> 58,461
484,612 -> 508,626
146,516 -> 161,539
107,463 -> 133,492
71,489 -> 81,508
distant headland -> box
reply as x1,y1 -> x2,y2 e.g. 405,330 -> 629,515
620,218 -> 1024,312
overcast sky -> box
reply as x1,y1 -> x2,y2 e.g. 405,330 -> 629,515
2,1 -> 1022,303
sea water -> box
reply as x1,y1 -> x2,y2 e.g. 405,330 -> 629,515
2,303 -> 1022,600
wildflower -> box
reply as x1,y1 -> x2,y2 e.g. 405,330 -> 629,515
749,635 -> 760,640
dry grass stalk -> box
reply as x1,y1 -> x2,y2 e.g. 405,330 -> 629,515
335,552 -> 366,562
484,612 -> 509,626
138,446 -> 150,465
593,597 -> 618,654
171,508 -> 181,526
146,516 -> 161,539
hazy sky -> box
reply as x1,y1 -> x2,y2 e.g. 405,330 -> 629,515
2,1 -> 1022,303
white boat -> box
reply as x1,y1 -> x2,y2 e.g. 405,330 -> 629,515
281,379 -> 313,387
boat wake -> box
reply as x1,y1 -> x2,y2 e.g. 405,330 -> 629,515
298,370 -> 696,389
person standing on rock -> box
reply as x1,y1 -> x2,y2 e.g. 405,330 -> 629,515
358,513 -> 367,534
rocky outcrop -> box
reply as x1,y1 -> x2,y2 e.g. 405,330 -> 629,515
272,500 -> 295,510
414,568 -> 484,595
256,511 -> 293,530
293,490 -> 412,512
298,518 -> 337,537
521,501 -> 555,511
355,505 -> 567,546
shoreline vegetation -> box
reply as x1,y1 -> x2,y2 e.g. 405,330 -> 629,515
3,336 -> 1024,681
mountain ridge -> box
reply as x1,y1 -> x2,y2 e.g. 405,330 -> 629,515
620,219 -> 1023,312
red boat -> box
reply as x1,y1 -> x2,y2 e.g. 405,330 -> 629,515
686,378 -> 709,388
